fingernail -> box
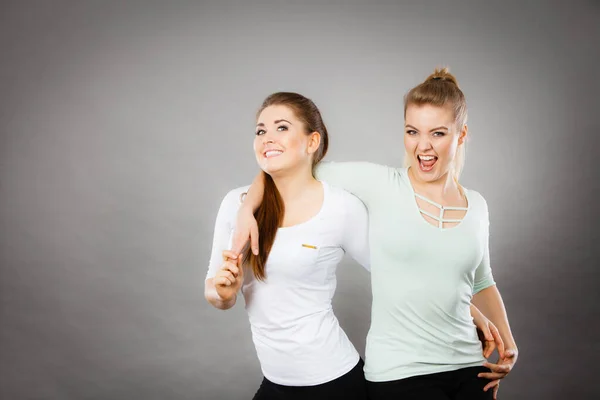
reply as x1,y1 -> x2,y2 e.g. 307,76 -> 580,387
253,248 -> 258,255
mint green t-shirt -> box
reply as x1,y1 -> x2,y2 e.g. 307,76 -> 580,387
315,162 -> 496,382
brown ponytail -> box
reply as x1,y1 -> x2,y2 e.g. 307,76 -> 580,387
243,92 -> 329,281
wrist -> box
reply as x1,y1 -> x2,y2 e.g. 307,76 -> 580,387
238,203 -> 255,215
498,330 -> 517,351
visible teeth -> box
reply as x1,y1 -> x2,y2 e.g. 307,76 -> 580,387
265,150 -> 282,158
419,155 -> 435,161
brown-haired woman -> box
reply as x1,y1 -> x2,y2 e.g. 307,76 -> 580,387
233,70 -> 518,399
204,92 -> 371,399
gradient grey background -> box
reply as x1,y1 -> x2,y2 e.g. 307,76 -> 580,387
1,1 -> 598,399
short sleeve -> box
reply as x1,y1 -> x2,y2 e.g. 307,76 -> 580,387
472,196 -> 496,294
205,187 -> 248,280
340,191 -> 371,271
315,162 -> 394,208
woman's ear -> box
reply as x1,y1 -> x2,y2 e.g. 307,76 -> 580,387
307,131 -> 321,155
458,124 -> 468,145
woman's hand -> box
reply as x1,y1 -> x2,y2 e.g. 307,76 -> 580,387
480,347 -> 519,399
214,250 -> 244,302
472,304 -> 505,359
231,205 -> 259,255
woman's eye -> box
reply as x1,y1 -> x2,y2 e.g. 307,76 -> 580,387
256,129 -> 265,136
433,131 -> 445,137
277,125 -> 288,131
406,130 -> 417,135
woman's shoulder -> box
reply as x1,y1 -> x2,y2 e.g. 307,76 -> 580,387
324,183 -> 368,214
464,187 -> 489,216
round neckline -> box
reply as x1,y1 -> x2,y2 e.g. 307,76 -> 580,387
278,180 -> 327,231
403,167 -> 471,232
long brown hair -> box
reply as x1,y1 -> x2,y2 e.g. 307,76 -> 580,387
244,92 -> 329,281
403,67 -> 468,181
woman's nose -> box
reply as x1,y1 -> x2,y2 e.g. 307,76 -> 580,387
417,136 -> 432,151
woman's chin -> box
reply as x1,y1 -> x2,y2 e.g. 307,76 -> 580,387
260,164 -> 283,176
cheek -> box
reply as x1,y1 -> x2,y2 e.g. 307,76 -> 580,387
404,135 -> 416,150
286,136 -> 308,155
436,137 -> 458,157
253,138 -> 261,154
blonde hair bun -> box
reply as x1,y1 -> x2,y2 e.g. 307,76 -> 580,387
425,67 -> 459,87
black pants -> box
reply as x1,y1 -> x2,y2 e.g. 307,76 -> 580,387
252,359 -> 368,400
367,366 -> 493,400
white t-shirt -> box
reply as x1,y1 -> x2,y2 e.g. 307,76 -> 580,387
206,181 -> 370,386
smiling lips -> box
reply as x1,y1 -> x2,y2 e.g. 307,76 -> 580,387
418,155 -> 438,172
264,150 -> 283,158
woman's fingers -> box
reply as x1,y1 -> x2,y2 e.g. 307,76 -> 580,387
489,323 -> 505,359
250,220 -> 259,255
493,383 -> 499,400
478,371 -> 507,380
477,323 -> 495,358
214,275 -> 234,287
220,260 -> 240,277
222,250 -> 239,262
222,251 -> 244,278
483,379 -> 500,393
478,362 -> 511,380
484,362 -> 511,373
483,338 -> 495,359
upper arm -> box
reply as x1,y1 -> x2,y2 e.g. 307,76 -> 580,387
341,191 -> 371,271
473,195 -> 496,294
206,188 -> 246,280
315,161 -> 392,208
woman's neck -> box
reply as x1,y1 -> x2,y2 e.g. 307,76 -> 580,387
408,167 -> 461,198
271,168 -> 318,204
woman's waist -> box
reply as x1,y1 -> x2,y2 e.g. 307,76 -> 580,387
367,307 -> 481,354
249,307 -> 339,339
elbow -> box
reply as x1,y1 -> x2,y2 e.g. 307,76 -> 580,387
204,288 -> 234,310
212,299 -> 235,310
204,290 -> 216,307
204,291 -> 223,310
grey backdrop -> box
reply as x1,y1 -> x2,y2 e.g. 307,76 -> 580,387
1,1 -> 598,399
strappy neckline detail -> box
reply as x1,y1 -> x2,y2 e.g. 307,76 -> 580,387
403,167 -> 470,231
413,192 -> 469,229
